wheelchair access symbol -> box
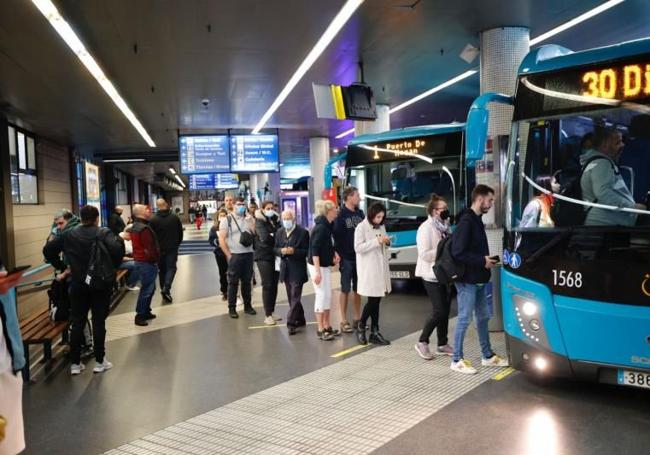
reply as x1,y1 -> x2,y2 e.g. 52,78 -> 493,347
509,252 -> 522,269
503,249 -> 511,265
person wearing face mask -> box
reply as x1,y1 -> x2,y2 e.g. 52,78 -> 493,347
414,194 -> 454,360
274,209 -> 310,335
580,126 -> 646,227
219,197 -> 257,318
450,185 -> 509,375
354,202 -> 392,345
255,201 -> 282,325
209,209 -> 229,301
519,175 -> 559,229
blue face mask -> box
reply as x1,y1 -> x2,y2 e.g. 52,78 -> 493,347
264,210 -> 276,218
282,220 -> 294,231
236,206 -> 246,216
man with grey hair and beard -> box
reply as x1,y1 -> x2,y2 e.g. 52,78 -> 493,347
130,204 -> 160,326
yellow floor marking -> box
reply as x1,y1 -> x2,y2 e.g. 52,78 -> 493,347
330,344 -> 371,358
492,366 -> 516,381
248,321 -> 318,330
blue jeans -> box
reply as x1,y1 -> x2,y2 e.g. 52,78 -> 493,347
135,262 -> 158,316
452,283 -> 494,362
119,260 -> 140,287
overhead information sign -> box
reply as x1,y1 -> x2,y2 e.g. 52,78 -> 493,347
215,173 -> 239,189
179,135 -> 230,174
230,134 -> 279,173
188,173 -> 239,190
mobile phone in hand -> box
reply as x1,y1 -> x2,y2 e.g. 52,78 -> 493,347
6,265 -> 30,276
489,255 -> 500,263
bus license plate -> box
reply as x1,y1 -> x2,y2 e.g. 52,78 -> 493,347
617,370 -> 650,389
390,271 -> 410,279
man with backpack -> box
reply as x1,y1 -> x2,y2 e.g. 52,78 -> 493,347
218,197 -> 256,318
448,185 -> 509,375
43,205 -> 123,375
130,204 -> 161,326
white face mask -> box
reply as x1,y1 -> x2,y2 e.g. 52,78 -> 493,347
282,220 -> 294,231
264,210 -> 276,218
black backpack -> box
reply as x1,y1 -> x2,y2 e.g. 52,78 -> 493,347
552,156 -> 613,227
48,278 -> 70,321
86,228 -> 116,290
432,235 -> 465,285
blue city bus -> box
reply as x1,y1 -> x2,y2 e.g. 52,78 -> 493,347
466,39 -> 650,387
343,124 -> 470,280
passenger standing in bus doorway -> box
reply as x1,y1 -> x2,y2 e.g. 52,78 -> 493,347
414,194 -> 454,360
450,185 -> 509,374
332,186 -> 364,334
308,200 -> 340,341
354,203 -> 392,345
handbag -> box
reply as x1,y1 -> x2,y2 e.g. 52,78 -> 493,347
229,215 -> 255,248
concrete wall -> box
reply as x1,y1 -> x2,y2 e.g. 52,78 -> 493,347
14,140 -> 72,317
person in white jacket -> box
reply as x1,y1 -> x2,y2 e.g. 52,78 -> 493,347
414,194 -> 454,360
354,203 -> 392,345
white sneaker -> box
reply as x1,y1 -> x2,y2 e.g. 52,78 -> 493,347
481,354 -> 509,367
263,316 -> 276,326
71,363 -> 85,375
126,285 -> 140,291
450,359 -> 477,375
271,314 -> 282,322
93,360 -> 113,373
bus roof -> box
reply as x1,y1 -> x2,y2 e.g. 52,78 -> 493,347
519,37 -> 650,76
348,123 -> 465,146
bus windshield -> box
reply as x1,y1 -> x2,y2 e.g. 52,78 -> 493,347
508,106 -> 650,264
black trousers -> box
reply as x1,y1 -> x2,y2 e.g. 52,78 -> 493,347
285,281 -> 306,329
257,260 -> 279,317
69,283 -> 110,364
158,250 -> 178,292
227,252 -> 254,309
419,281 -> 451,345
214,251 -> 229,295
360,296 -> 382,330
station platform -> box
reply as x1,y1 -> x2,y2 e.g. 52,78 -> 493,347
20,251 -> 650,455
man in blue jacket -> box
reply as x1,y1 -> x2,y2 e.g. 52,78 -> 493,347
450,185 -> 508,375
0,261 -> 27,453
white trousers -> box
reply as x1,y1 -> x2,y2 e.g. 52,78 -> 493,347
308,265 -> 331,313
0,372 -> 25,455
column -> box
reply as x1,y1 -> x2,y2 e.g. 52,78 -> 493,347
266,172 -> 280,202
309,137 -> 329,209
354,104 -> 390,136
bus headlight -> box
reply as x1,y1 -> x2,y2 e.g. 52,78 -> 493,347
513,295 -> 550,349
522,301 -> 537,316
534,357 -> 548,371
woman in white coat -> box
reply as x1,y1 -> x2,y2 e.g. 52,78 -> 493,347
354,202 -> 391,345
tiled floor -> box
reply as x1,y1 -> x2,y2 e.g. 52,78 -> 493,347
103,322 -> 506,455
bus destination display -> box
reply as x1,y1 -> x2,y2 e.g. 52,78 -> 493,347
230,135 -> 279,173
180,135 -> 230,174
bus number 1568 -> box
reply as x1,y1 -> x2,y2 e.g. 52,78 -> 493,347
552,270 -> 583,288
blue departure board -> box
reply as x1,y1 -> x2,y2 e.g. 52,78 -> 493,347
229,135 -> 279,173
179,135 -> 230,174
188,174 -> 216,190
215,173 -> 239,189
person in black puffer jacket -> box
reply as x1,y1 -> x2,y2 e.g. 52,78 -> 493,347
255,201 -> 281,324
308,200 -> 340,341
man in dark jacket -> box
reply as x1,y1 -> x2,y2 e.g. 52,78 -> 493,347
150,198 -> 184,303
108,206 -> 126,236
449,185 -> 508,375
275,209 -> 310,335
130,204 -> 161,326
332,186 -> 364,333
43,205 -> 123,375
255,201 -> 281,325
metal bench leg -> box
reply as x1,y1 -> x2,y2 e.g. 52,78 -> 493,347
22,342 -> 30,382
43,341 -> 52,362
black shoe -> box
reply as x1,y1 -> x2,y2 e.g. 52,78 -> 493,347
369,330 -> 390,345
288,327 -> 297,336
244,307 -> 257,315
161,291 -> 173,303
352,319 -> 360,331
144,313 -> 157,320
356,325 -> 368,345
134,317 -> 149,326
325,327 -> 341,337
229,308 -> 239,319
317,330 -> 334,341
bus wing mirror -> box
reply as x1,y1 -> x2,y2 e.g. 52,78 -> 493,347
464,93 -> 513,166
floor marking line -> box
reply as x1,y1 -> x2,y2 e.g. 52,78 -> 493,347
492,366 -> 516,381
330,344 -> 371,358
248,321 -> 318,330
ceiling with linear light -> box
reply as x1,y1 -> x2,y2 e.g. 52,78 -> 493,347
1,0 -> 650,183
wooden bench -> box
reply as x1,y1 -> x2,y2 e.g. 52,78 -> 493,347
20,305 -> 68,382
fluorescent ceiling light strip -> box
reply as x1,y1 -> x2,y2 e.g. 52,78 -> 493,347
103,158 -> 146,163
174,175 -> 186,188
334,1 -> 624,141
529,0 -> 625,46
31,0 -> 156,147
252,0 -> 364,134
